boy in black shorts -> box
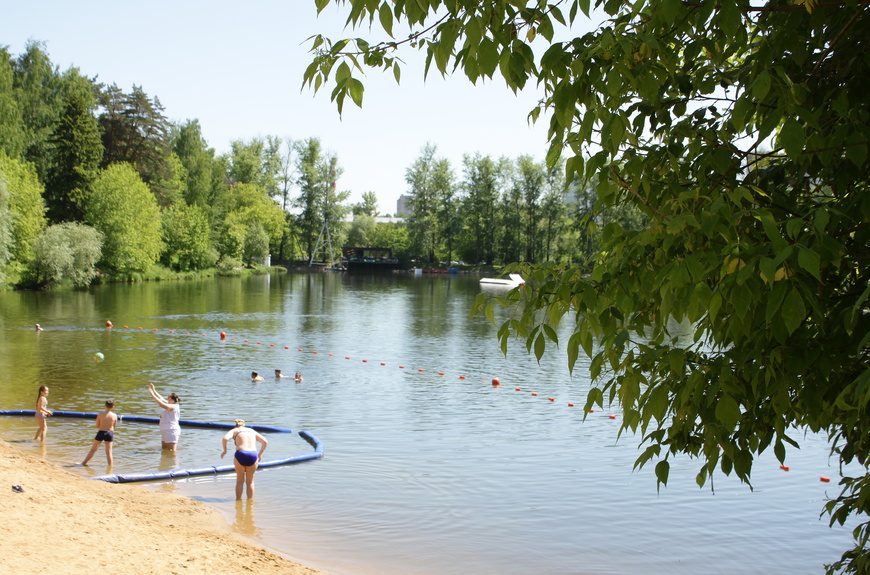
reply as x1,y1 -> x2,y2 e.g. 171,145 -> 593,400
82,400 -> 118,466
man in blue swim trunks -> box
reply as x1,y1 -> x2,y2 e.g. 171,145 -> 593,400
82,400 -> 118,466
220,419 -> 268,500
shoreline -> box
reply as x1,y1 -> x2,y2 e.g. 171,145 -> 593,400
0,438 -> 329,574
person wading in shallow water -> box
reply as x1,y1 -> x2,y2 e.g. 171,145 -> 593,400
82,400 -> 117,466
34,386 -> 52,442
221,419 -> 268,500
148,383 -> 181,451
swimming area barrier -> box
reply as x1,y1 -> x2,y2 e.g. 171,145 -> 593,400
0,410 -> 323,483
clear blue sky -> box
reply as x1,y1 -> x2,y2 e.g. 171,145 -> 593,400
2,1 -> 590,214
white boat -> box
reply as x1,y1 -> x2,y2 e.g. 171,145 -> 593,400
479,273 -> 525,287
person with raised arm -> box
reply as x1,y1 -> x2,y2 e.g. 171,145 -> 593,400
148,383 -> 181,451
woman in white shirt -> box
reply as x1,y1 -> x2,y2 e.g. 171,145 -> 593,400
148,383 -> 181,451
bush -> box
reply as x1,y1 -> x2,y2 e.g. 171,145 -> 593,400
30,223 -> 103,287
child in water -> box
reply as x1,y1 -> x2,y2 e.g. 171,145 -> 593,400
251,371 -> 265,382
34,386 -> 52,442
82,400 -> 118,466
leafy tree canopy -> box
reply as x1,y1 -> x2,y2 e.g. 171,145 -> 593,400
85,162 -> 163,273
0,150 -> 47,263
306,1 -> 870,572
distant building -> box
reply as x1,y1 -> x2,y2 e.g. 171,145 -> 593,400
396,194 -> 413,216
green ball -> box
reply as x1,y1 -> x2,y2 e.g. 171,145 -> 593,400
93,352 -> 105,363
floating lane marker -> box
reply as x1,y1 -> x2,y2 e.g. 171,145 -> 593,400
548,397 -> 555,402
0,410 -> 323,484
608,415 -> 616,419
531,392 -> 537,396
821,476 -> 831,482
780,465 -> 790,471
104,323 -> 601,414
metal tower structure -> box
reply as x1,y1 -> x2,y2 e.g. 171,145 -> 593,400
309,218 -> 335,268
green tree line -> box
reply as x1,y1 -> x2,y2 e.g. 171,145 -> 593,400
0,41 -> 355,287
0,40 -> 633,286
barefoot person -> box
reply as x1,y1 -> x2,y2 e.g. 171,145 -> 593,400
148,383 -> 181,451
82,400 -> 117,466
221,419 -> 268,500
34,386 -> 52,442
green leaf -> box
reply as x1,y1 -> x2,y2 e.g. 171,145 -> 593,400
655,460 -> 670,487
752,72 -> 771,101
378,2 -> 394,37
715,394 -> 742,430
349,78 -> 365,107
534,332 -> 546,360
781,288 -> 807,335
797,246 -> 821,281
779,118 -> 806,160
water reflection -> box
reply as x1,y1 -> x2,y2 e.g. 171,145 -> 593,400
233,499 -> 260,538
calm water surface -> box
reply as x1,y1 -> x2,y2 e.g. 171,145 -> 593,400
0,273 -> 854,574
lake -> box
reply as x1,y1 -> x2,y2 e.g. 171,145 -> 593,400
0,272 -> 854,574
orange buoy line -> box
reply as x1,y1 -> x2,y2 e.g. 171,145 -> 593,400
104,323 -> 605,415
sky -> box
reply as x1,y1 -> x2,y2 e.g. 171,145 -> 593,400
1,0 -> 597,215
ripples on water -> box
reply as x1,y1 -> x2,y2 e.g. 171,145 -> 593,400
0,273 -> 856,575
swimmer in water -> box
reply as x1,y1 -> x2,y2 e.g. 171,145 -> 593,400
220,419 -> 268,500
251,371 -> 265,382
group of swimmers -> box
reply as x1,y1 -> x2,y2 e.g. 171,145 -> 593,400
252,369 -> 302,382
33,384 -> 268,500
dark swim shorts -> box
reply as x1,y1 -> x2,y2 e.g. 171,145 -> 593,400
95,430 -> 114,442
235,450 -> 258,466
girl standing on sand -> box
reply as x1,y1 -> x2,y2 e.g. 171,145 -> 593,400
34,386 -> 52,442
148,383 -> 181,451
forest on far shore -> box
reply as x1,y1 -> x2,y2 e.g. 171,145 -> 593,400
0,41 -> 641,288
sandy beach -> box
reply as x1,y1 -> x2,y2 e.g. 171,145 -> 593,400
0,439 -> 328,574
